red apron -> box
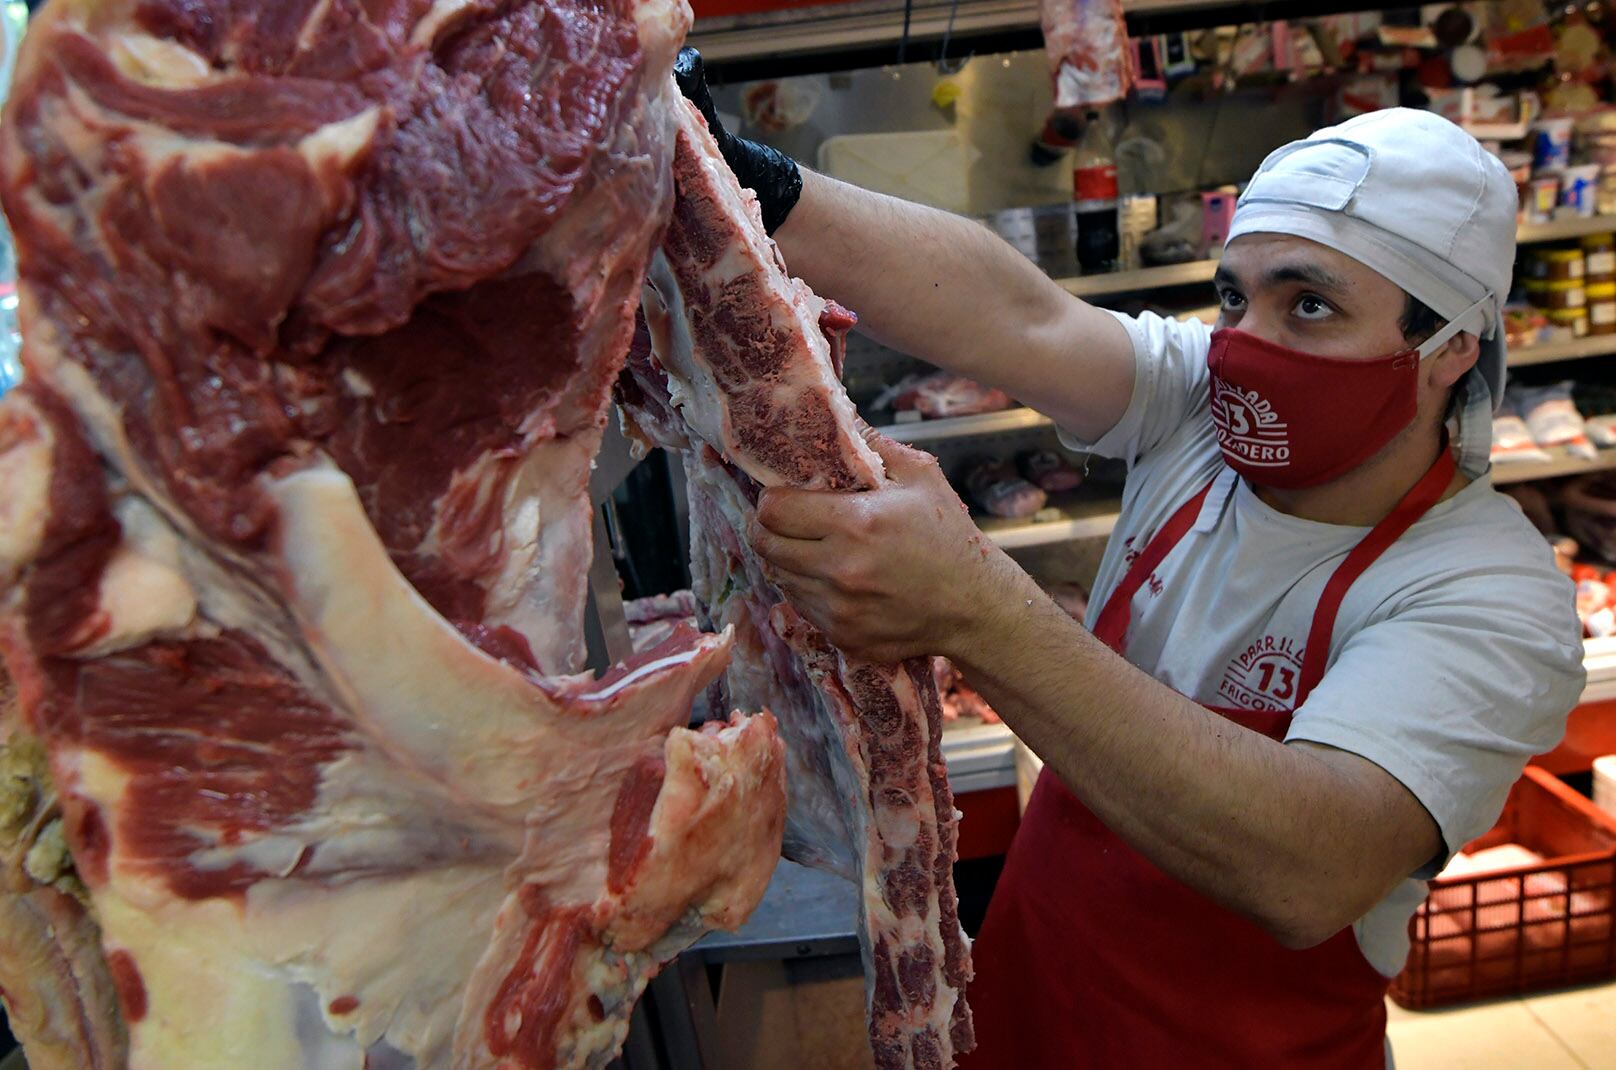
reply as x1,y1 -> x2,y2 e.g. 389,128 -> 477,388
962,448 -> 1457,1069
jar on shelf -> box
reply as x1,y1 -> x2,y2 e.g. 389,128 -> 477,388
1547,306 -> 1591,338
1589,281 -> 1616,335
1584,233 -> 1616,284
1526,277 -> 1589,310
1524,246 -> 1587,282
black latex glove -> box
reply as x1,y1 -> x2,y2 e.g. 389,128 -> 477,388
673,47 -> 803,235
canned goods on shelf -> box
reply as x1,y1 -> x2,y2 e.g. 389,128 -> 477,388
1589,282 -> 1616,334
1547,306 -> 1591,337
1527,277 -> 1589,310
1526,247 -> 1588,282
1583,233 -> 1616,283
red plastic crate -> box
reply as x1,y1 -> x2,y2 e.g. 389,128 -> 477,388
1390,767 -> 1616,1009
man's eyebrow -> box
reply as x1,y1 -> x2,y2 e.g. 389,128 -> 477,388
1262,261 -> 1350,295
1213,266 -> 1243,290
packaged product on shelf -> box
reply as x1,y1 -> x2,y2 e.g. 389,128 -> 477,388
962,457 -> 1048,519
1018,448 -> 1085,493
1561,163 -> 1601,216
878,370 -> 1013,420
1525,277 -> 1587,310
1582,233 -> 1616,283
1525,175 -> 1560,225
1586,414 -> 1616,447
1505,304 -> 1553,348
1590,282 -> 1616,334
1491,402 -> 1554,465
1525,247 -> 1586,282
1517,381 -> 1598,460
1546,306 -> 1590,337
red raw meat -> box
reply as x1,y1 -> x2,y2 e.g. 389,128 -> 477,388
1041,0 -> 1136,110
931,659 -> 1002,726
893,372 -> 1013,420
1018,449 -> 1084,493
618,100 -> 975,1069
0,2 -> 788,1067
963,458 -> 1048,519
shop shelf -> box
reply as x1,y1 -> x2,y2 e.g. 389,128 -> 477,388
978,494 -> 1121,549
690,0 -> 1250,65
1052,216 -> 1616,302
1518,214 -> 1616,245
1057,259 -> 1221,299
1492,447 -> 1616,485
879,406 -> 1054,444
940,719 -> 1019,793
1509,335 -> 1616,368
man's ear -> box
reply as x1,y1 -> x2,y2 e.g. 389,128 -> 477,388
1427,332 -> 1480,391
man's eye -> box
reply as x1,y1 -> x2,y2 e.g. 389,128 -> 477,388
1219,290 -> 1247,312
1294,295 -> 1335,320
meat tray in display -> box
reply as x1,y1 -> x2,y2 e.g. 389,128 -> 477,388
0,0 -> 974,1068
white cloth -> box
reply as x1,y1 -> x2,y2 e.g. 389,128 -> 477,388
1060,310 -> 1587,976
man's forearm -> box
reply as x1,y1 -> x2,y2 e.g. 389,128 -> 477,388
948,555 -> 1439,947
774,170 -> 1134,441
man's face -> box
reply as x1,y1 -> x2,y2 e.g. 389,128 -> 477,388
1213,233 -> 1412,358
1212,232 -> 1482,471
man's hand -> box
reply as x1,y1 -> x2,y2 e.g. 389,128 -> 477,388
748,434 -> 1005,663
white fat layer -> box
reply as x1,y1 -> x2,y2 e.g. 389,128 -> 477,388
74,496 -> 199,658
107,33 -> 212,86
0,396 -> 53,587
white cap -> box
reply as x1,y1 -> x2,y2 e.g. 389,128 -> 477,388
1227,108 -> 1518,476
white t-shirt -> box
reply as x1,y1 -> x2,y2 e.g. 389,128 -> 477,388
1060,310 -> 1587,976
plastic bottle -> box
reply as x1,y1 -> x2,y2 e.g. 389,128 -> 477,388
1073,110 -> 1120,274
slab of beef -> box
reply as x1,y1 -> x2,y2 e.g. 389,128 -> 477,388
0,1 -> 788,1067
962,458 -> 1048,520
1041,0 -> 1135,110
617,101 -> 975,1069
888,371 -> 1012,420
1018,448 -> 1084,494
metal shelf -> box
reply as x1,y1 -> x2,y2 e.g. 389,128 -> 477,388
1518,214 -> 1616,245
1492,446 -> 1616,485
1049,217 -> 1616,302
879,406 -> 1053,443
978,495 -> 1121,549
691,0 -> 1378,69
1510,335 -> 1616,368
1057,260 -> 1220,299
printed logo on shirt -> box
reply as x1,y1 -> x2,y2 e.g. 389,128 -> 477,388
1121,537 -> 1166,597
1218,635 -> 1304,711
1210,379 -> 1290,468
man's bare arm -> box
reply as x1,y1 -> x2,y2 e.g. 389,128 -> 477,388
774,170 -> 1137,444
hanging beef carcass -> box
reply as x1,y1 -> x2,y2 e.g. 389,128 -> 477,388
0,0 -> 788,1066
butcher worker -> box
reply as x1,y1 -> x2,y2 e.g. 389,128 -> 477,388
677,52 -> 1585,1067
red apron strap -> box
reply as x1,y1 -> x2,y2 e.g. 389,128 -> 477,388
1293,445 -> 1458,706
1090,478 -> 1217,655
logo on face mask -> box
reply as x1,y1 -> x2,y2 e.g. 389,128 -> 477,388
1210,379 -> 1290,468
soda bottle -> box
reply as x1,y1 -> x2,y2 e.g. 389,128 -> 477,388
1073,110 -> 1120,274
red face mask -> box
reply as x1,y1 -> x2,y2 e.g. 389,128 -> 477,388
1206,304 -> 1484,489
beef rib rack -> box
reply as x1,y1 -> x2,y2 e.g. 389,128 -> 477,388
618,100 -> 975,1070
0,0 -> 790,1067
